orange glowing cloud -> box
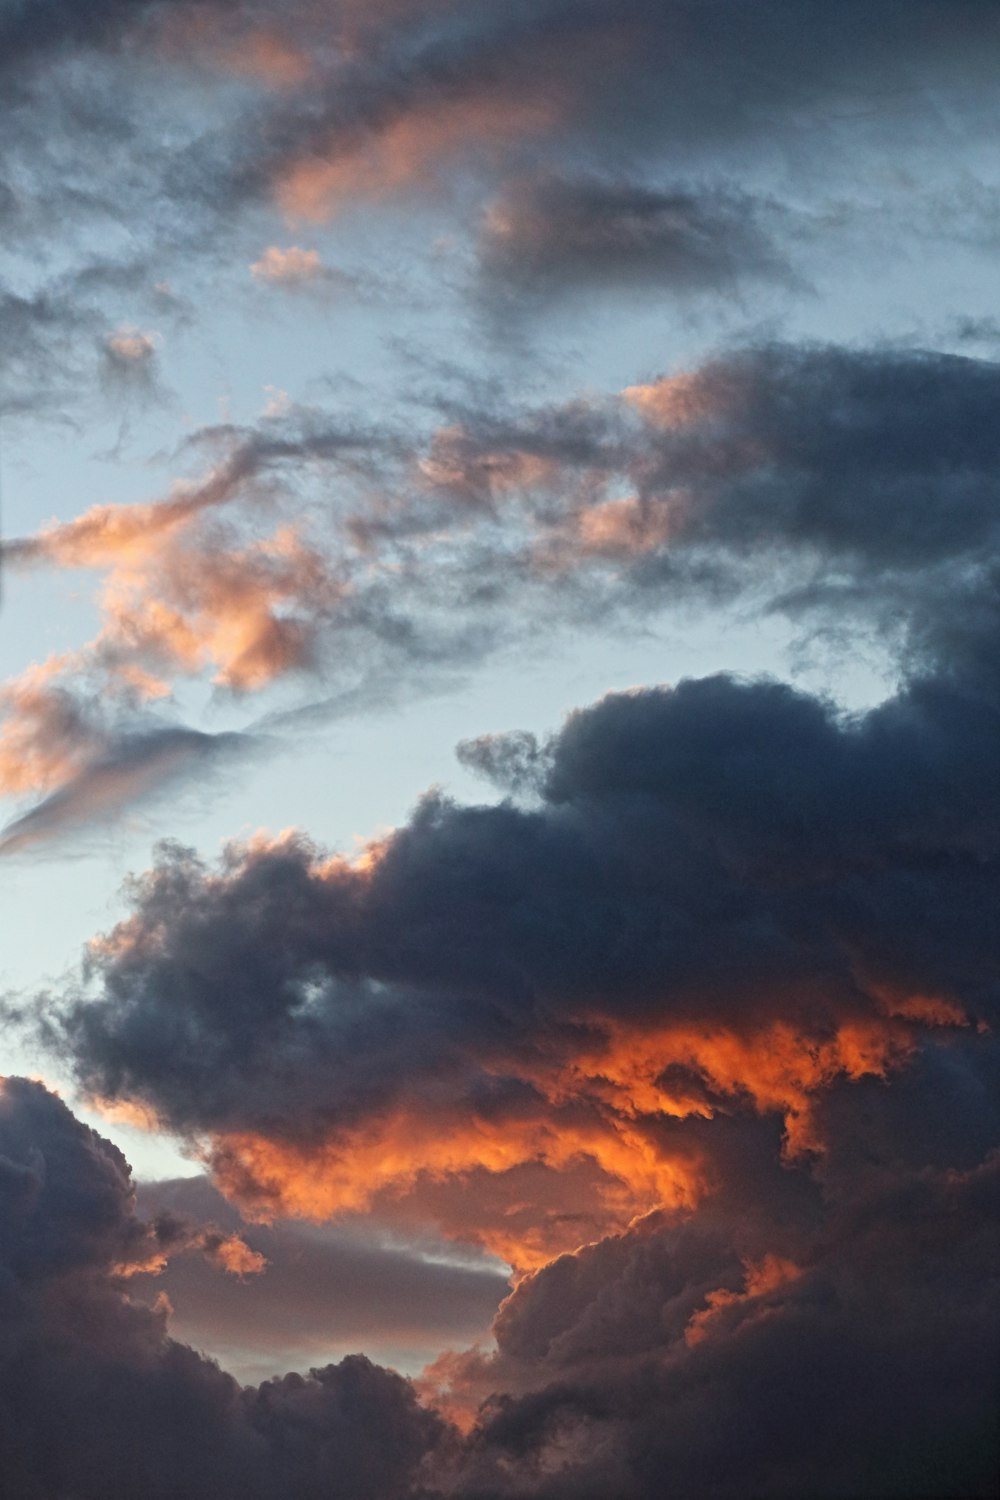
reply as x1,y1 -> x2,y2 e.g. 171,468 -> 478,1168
125,836 -> 971,1272
552,1011 -> 961,1159
251,246 -> 327,285
0,659 -> 97,797
0,482 -> 344,818
202,1233 -> 269,1278
572,495 -> 675,558
60,819 -> 976,1273
418,425 -> 561,502
105,326 -> 159,364
116,1229 -> 267,1282
188,991 -> 965,1267
204,1101 -> 708,1272
94,523 -> 337,692
6,458 -> 252,574
685,1251 -> 802,1346
622,371 -> 723,428
10,494 -> 341,706
14,499 -> 188,572
277,93 -> 559,223
85,1094 -> 166,1135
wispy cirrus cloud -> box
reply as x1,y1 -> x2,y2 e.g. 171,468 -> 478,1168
4,339 -> 1000,846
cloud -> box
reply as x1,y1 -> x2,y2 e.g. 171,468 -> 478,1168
3,1044 -> 995,1500
0,661 -> 105,801
0,413 -> 378,842
43,630 -> 999,1265
251,246 -> 323,283
455,729 -> 547,797
1,1044 -> 994,1498
273,89 -> 560,223
5,338 -> 1000,847
104,324 -> 158,364
250,246 -> 354,293
434,1106 -> 1000,1497
0,0 -> 994,437
100,323 -> 162,394
2,5 -> 998,1493
0,723 -> 252,855
0,280 -> 92,424
0,1076 -> 447,1499
182,1 -> 1000,231
133,1175 -> 507,1382
476,174 -> 793,312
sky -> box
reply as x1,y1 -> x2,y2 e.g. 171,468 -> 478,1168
0,2 -> 998,1496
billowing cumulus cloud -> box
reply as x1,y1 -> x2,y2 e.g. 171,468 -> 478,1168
2,1025 -> 996,1495
27,394 -> 999,1486
429,1089 -> 999,1497
44,646 -> 999,1250
0,1076 -> 447,1499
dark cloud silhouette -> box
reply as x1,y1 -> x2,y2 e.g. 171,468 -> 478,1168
31,332 -> 1000,1096
50,660 -> 999,1111
429,1029 -> 1000,1499
2,1057 -> 994,1499
0,1077 -> 447,1500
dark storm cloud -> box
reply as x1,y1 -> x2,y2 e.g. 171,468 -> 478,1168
31,355 -> 1000,1237
46,649 -> 1000,1153
454,1170 -> 999,1498
641,345 -> 1000,569
2,1062 -> 997,1499
2,1049 -> 996,1497
0,1076 -> 446,1500
435,1030 -> 1000,1499
4,3 -> 999,1493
